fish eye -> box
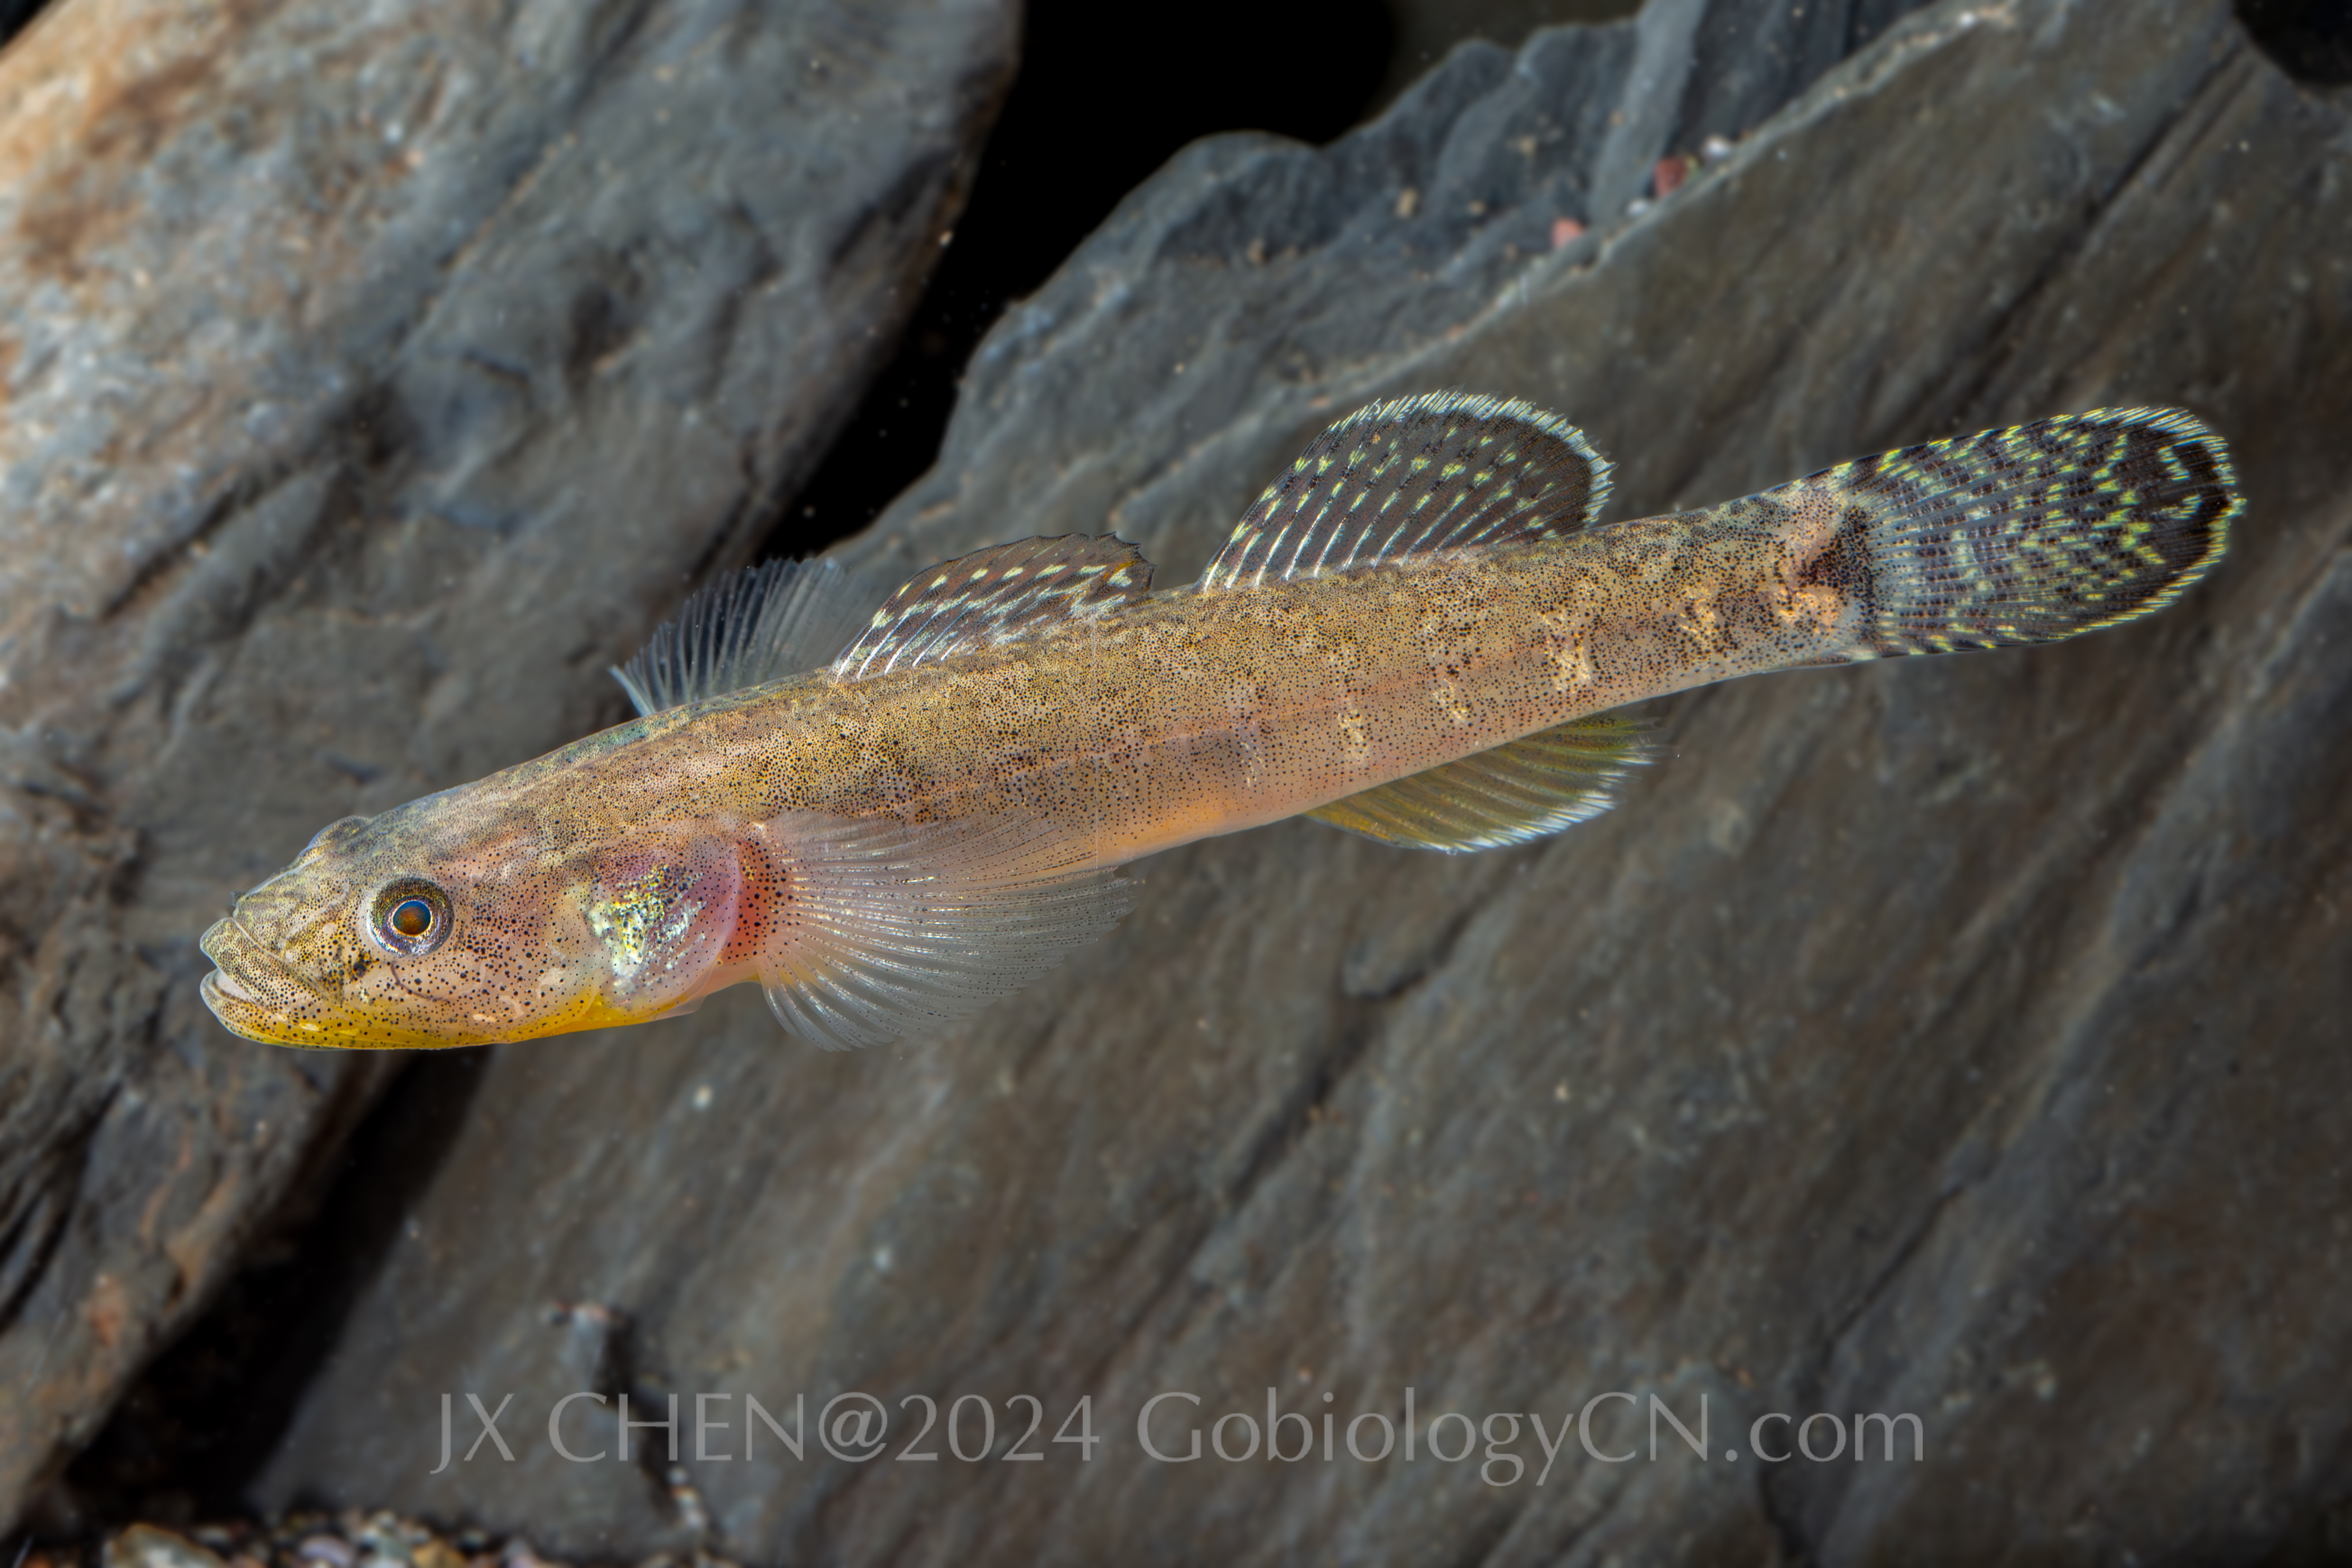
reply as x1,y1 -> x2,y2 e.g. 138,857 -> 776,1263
368,879 -> 454,957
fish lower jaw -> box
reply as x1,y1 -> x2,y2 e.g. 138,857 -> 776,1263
200,968 -> 334,1048
198,918 -> 324,1045
206,969 -> 262,1005
196,917 -> 433,1049
199,967 -> 505,1050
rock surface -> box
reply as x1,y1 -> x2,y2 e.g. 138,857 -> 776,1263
113,0 -> 2352,1562
0,0 -> 1016,1536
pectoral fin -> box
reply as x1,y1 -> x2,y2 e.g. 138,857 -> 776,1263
757,809 -> 1136,1050
1308,711 -> 1654,852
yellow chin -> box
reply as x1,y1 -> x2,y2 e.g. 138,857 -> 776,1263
200,969 -> 662,1049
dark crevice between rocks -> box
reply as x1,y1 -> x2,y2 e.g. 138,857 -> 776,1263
1221,995 -> 1395,1224
1206,887 -> 1500,1240
758,0 -> 1397,561
2236,0 -> 2352,85
1756,1179 -> 1973,1555
54,1052 -> 492,1532
0,0 -> 48,49
535,1303 -> 706,1548
0,1097 -> 109,1336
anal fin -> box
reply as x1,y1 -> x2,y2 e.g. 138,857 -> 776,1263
757,809 -> 1136,1050
1307,711 -> 1653,853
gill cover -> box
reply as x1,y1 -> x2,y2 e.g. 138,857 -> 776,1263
582,834 -> 744,1019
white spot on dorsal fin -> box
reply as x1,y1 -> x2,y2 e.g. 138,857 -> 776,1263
832,534 -> 1156,679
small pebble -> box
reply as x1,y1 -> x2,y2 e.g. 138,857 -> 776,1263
97,1473 -> 752,1568
297,1538 -> 354,1568
664,1465 -> 711,1536
106,1525 -> 227,1568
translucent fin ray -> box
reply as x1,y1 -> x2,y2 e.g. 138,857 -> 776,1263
1307,711 -> 1654,852
757,810 -> 1135,1050
833,535 -> 1153,679
1200,391 -> 1612,591
614,558 -> 884,716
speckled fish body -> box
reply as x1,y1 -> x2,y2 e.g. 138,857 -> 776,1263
200,394 -> 2238,1051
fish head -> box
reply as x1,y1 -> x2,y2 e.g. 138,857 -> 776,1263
200,791 -> 746,1048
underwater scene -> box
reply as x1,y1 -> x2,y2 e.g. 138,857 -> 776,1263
1,0 -> 2347,1563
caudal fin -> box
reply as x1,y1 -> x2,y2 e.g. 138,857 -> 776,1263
1810,407 -> 2239,656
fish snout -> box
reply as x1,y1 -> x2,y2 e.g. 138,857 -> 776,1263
199,915 -> 340,1046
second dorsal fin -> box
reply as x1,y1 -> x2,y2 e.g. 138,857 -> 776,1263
832,534 -> 1154,679
1200,392 -> 1614,591
1307,710 -> 1654,852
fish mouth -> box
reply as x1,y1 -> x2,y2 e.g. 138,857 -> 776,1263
198,964 -> 299,1045
199,915 -> 356,1048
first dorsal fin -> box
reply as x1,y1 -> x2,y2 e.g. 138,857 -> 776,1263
1200,392 -> 1613,591
832,534 -> 1153,679
614,557 -> 886,716
1307,710 -> 1653,852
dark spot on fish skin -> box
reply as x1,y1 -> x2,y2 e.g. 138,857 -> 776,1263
1796,512 -> 1868,594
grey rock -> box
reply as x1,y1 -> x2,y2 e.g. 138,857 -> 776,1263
247,0 -> 2351,1563
1376,0 -> 1639,112
0,0 -> 1015,1535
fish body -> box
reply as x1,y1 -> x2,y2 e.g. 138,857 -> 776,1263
200,394 -> 2237,1050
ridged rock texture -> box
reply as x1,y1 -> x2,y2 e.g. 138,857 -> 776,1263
219,0 -> 2352,1562
16,0 -> 2352,1560
0,0 -> 1018,1536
